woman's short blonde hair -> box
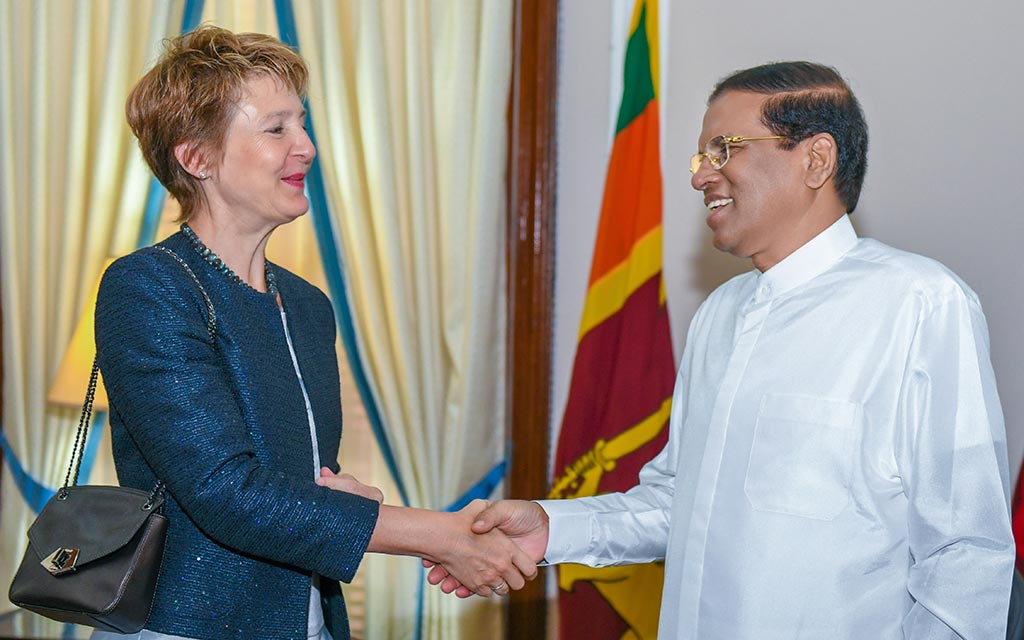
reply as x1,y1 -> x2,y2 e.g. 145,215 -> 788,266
126,25 -> 308,222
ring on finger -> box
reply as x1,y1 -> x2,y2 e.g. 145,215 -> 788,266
490,581 -> 508,594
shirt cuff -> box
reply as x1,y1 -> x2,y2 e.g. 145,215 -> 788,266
535,498 -> 593,565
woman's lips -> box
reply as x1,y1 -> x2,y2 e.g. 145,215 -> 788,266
282,173 -> 305,188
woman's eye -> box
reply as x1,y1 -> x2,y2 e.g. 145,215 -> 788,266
267,126 -> 284,134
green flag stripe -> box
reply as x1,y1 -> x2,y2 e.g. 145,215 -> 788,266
614,4 -> 656,134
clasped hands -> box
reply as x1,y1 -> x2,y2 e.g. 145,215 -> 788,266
316,468 -> 547,598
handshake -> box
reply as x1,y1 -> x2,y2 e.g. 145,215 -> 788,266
316,468 -> 548,597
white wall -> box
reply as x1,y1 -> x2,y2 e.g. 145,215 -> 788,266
555,0 -> 1024,481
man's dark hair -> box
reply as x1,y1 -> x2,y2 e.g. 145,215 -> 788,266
710,61 -> 868,213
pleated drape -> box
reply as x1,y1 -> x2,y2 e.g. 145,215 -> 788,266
0,2 -> 183,636
2,3 -> 512,637
291,2 -> 512,638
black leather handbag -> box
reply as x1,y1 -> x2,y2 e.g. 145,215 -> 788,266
7,359 -> 169,632
8,247 -> 220,631
7,247 -> 220,632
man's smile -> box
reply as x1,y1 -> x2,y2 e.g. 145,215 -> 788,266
705,197 -> 734,212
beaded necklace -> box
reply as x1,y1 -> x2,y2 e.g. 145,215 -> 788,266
181,223 -> 278,296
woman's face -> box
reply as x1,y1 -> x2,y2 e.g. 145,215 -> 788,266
203,74 -> 315,228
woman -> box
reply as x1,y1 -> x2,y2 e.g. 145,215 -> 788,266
93,26 -> 532,640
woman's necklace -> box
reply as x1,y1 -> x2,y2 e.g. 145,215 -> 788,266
181,223 -> 278,296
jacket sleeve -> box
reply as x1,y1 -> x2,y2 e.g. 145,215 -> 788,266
95,251 -> 378,583
897,290 -> 1014,639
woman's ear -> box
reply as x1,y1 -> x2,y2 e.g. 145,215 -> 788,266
174,142 -> 208,180
804,133 -> 837,190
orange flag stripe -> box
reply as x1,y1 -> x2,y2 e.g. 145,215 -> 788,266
578,226 -> 664,341
587,100 -> 663,286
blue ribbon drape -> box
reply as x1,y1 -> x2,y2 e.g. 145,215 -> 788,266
443,460 -> 508,512
0,429 -> 54,513
272,0 -> 411,508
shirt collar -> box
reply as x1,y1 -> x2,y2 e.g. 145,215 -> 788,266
753,214 -> 858,303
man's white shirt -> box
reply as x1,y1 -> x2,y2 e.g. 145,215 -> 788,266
540,214 -> 1014,639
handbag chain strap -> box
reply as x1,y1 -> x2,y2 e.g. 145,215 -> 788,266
60,357 -> 104,496
155,245 -> 217,345
59,246 -> 218,510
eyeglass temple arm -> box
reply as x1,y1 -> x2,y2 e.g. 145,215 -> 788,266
723,135 -> 786,143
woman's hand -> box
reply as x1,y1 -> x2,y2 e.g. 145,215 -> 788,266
315,467 -> 384,503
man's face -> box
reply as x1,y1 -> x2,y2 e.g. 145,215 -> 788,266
690,91 -> 810,271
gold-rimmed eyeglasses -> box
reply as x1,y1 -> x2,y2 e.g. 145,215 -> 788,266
689,135 -> 786,174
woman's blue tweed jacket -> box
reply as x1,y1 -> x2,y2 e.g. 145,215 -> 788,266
95,231 -> 379,640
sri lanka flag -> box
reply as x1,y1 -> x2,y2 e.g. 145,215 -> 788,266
548,1 -> 675,638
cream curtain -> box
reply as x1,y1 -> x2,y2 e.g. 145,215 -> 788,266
0,1 -> 183,637
292,1 -> 513,638
1,2 -> 512,637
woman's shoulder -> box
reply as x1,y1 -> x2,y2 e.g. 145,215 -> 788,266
97,236 -> 209,318
103,234 -> 195,281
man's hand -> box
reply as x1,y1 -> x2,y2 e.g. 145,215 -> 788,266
423,499 -> 539,597
424,500 -> 549,598
365,499 -> 537,597
315,467 -> 384,503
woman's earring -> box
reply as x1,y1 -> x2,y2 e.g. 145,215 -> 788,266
198,171 -> 207,180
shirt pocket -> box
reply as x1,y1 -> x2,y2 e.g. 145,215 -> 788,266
744,393 -> 859,521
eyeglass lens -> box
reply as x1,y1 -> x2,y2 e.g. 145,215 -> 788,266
690,136 -> 728,174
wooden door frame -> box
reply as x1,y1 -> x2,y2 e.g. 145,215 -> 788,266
506,0 -> 558,638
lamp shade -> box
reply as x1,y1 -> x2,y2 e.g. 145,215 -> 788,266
47,259 -> 114,410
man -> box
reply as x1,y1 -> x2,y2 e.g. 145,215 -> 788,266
433,61 -> 1015,638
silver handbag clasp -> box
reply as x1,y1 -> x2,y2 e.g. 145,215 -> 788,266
41,547 -> 79,576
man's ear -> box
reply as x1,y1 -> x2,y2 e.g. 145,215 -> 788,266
173,142 -> 207,179
804,133 -> 837,190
